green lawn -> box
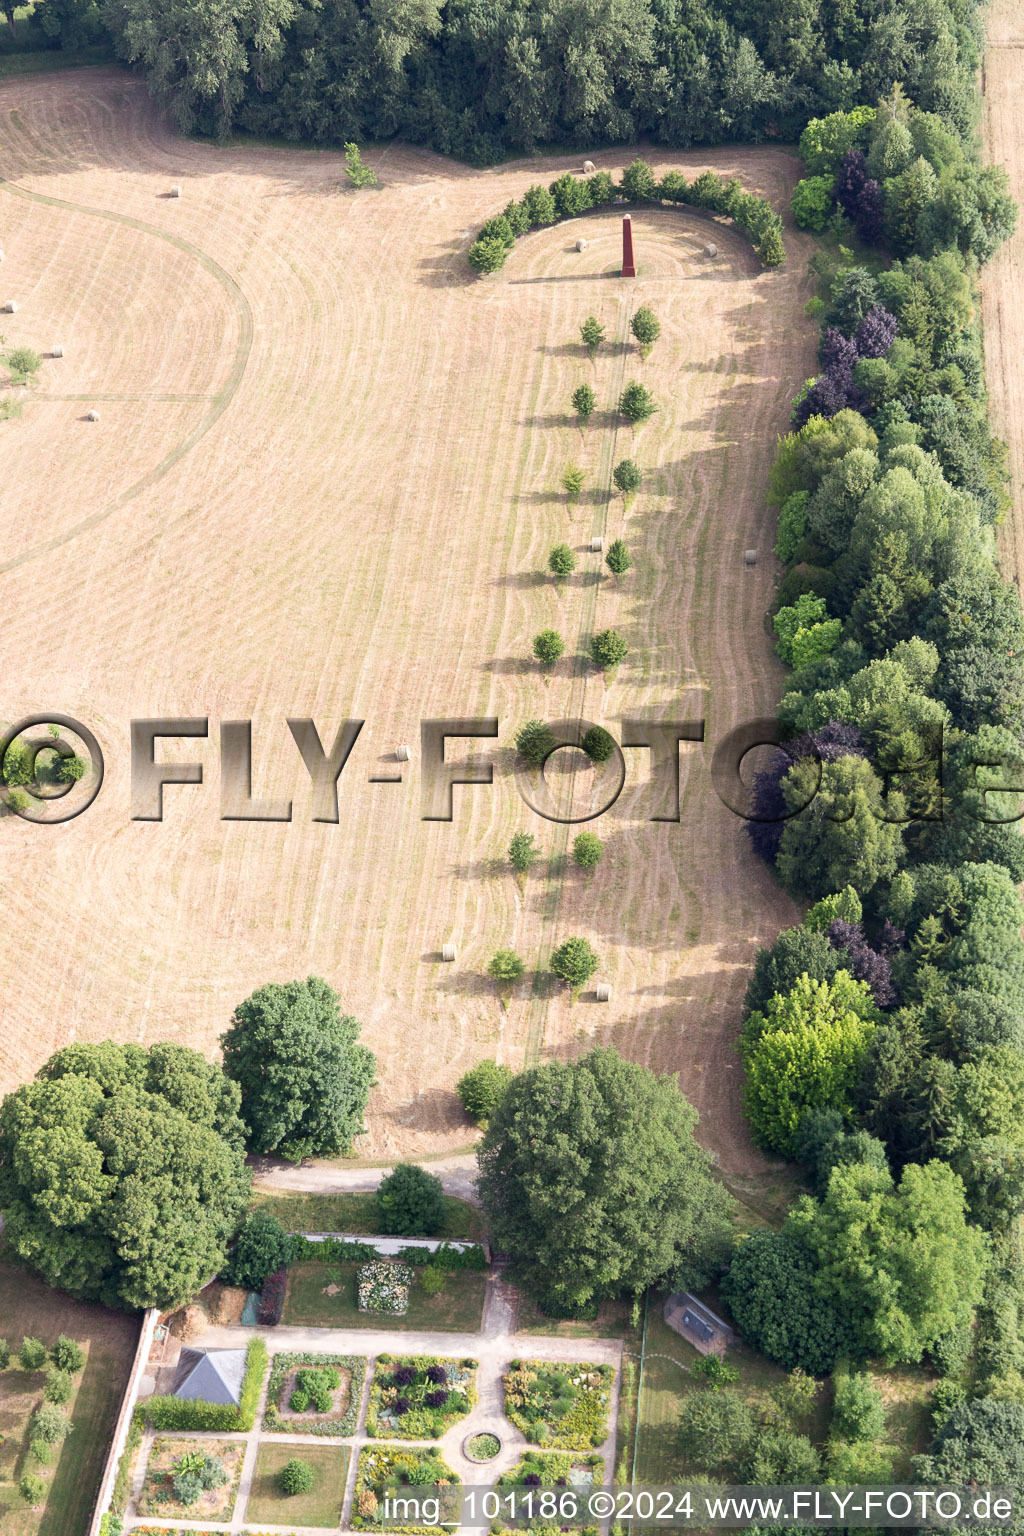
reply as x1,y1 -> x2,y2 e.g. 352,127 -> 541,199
515,1293 -> 641,1341
0,1247 -> 140,1536
245,1441 -> 350,1528
283,1262 -> 487,1332
252,1190 -> 484,1241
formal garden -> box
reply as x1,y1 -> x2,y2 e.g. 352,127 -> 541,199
245,1441 -> 351,1528
351,1444 -> 461,1533
365,1355 -> 477,1439
135,1436 -> 245,1522
262,1351 -> 364,1435
503,1361 -> 614,1450
499,1449 -> 605,1489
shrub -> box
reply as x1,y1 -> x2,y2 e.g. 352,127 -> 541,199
344,141 -> 377,188
421,1266 -> 447,1294
619,381 -> 657,424
50,1336 -> 84,1374
620,159 -> 657,201
31,1403 -> 71,1444
258,1265 -> 288,1327
290,1387 -> 311,1412
5,346 -> 42,378
44,1367 -> 73,1404
791,176 -> 834,232
516,719 -> 556,764
571,383 -> 595,426
550,936 -> 600,992
832,1369 -> 886,1440
533,629 -> 564,666
0,1338 -> 10,1369
562,462 -> 585,500
488,949 -> 525,984
29,1439 -> 52,1464
19,1473 -> 46,1506
605,540 -> 632,577
581,315 -> 605,356
278,1457 -> 316,1495
590,629 -> 628,669
224,1208 -> 290,1291
376,1163 -> 446,1236
630,306 -> 660,353
581,726 -> 615,762
467,237 -> 508,274
549,543 -> 575,577
572,832 -> 603,869
20,1337 -> 46,1370
613,458 -> 641,498
424,1388 -> 448,1407
427,1363 -> 448,1384
508,831 -> 538,872
457,1058 -> 513,1123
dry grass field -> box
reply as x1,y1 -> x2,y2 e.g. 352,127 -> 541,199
0,69 -> 815,1170
983,0 -> 1024,584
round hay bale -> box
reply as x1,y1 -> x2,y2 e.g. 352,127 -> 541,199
51,343 -> 64,359
575,238 -> 587,252
168,1301 -> 208,1341
744,549 -> 757,566
704,243 -> 718,259
169,184 -> 182,198
86,409 -> 101,422
596,983 -> 611,1002
441,943 -> 457,962
3,300 -> 17,314
395,744 -> 411,762
590,536 -> 604,553
583,160 -> 597,174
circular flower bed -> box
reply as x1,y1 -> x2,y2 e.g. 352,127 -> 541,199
464,1432 -> 501,1462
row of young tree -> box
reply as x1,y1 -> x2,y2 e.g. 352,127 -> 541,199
723,75 -> 1024,1451
83,0 -> 985,170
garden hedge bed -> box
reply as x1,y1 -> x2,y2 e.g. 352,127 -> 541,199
503,1360 -> 613,1450
365,1354 -> 477,1439
263,1352 -> 366,1436
352,1443 -> 461,1534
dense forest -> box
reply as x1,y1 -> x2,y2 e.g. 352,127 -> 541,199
12,0 -> 988,162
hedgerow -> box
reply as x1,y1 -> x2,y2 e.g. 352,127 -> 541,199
467,160 -> 784,275
143,1338 -> 267,1432
729,79 -> 1022,1370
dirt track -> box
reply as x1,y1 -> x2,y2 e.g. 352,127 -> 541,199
0,70 -> 813,1170
983,0 -> 1024,583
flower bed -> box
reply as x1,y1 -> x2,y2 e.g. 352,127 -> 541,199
502,1360 -> 613,1450
464,1431 -> 501,1462
358,1259 -> 412,1313
498,1450 -> 604,1488
263,1352 -> 366,1436
352,1443 -> 461,1534
365,1354 -> 477,1439
136,1437 -> 245,1523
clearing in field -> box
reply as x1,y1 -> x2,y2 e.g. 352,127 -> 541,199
0,68 -> 816,1171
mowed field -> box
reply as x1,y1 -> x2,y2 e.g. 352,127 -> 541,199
0,69 -> 814,1168
983,0 -> 1024,584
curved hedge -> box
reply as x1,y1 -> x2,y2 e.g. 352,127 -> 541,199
468,158 -> 785,275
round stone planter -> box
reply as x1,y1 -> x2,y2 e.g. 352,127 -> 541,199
463,1431 -> 502,1463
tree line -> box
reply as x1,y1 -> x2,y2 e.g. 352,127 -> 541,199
20,0 -> 984,166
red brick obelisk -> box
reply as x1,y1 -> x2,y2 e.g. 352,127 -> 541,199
621,214 -> 636,277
